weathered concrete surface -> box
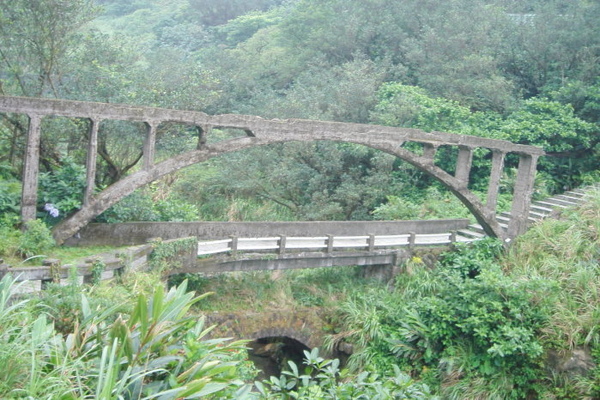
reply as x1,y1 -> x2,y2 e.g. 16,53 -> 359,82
204,308 -> 330,355
0,96 -> 544,244
182,251 -> 401,274
65,219 -> 470,246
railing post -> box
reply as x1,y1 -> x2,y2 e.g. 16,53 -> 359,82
408,232 -> 416,250
0,262 -> 8,280
368,234 -> 375,252
229,235 -> 238,256
41,258 -> 61,289
450,231 -> 457,246
423,143 -> 439,164
485,150 -> 506,214
508,154 -> 539,239
327,234 -> 334,254
455,146 -> 474,188
278,235 -> 286,255
197,125 -> 210,150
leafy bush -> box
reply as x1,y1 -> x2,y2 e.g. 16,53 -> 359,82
0,225 -> 20,260
438,237 -> 504,278
18,219 -> 55,258
373,186 -> 472,221
395,267 -> 548,398
98,189 -> 199,222
0,178 -> 20,220
332,237 -> 550,398
38,158 -> 87,221
0,275 -> 253,399
255,348 -> 437,399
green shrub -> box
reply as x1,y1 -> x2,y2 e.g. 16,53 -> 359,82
98,189 -> 199,223
438,237 -> 504,278
0,275 -> 252,399
0,179 -> 20,218
255,348 -> 437,399
38,158 -> 86,222
0,225 -> 20,260
333,237 -> 550,398
18,219 -> 55,258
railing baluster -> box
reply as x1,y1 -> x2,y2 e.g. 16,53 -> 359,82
278,235 -> 286,255
409,232 -> 416,250
229,235 -> 238,256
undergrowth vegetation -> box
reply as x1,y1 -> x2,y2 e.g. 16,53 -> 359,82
0,194 -> 598,398
0,272 -> 253,399
327,188 -> 600,399
168,265 -> 382,312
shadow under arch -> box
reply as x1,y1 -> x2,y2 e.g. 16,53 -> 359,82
247,335 -> 312,380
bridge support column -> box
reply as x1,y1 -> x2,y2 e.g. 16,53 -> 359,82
143,121 -> 158,170
84,119 -> 100,205
486,150 -> 506,214
507,154 -> 539,239
21,114 -> 42,223
196,125 -> 210,149
455,146 -> 473,188
423,143 -> 439,163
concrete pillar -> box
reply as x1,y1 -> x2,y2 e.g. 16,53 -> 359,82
21,114 -> 43,223
143,121 -> 158,170
507,154 -> 539,239
367,234 -> 375,252
455,146 -> 473,188
278,235 -> 287,255
485,150 -> 506,214
197,125 -> 210,150
423,143 -> 438,163
326,235 -> 334,254
229,235 -> 238,256
84,118 -> 100,205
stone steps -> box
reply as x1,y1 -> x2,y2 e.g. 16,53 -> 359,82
455,185 -> 597,241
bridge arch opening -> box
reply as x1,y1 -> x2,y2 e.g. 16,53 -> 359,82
248,336 -> 311,380
52,135 -> 510,243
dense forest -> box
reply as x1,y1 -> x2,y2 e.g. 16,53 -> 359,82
0,0 -> 599,398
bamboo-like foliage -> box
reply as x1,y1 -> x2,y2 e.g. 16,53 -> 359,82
0,275 -> 252,399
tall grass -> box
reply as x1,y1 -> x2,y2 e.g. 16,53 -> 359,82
0,274 -> 252,399
504,188 -> 600,350
323,189 -> 600,398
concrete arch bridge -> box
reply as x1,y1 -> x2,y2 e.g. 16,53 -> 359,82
0,96 -> 544,244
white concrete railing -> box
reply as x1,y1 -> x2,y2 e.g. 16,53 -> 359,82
197,232 -> 476,256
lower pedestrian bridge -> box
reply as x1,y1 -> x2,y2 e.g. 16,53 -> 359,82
4,182 -> 594,292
